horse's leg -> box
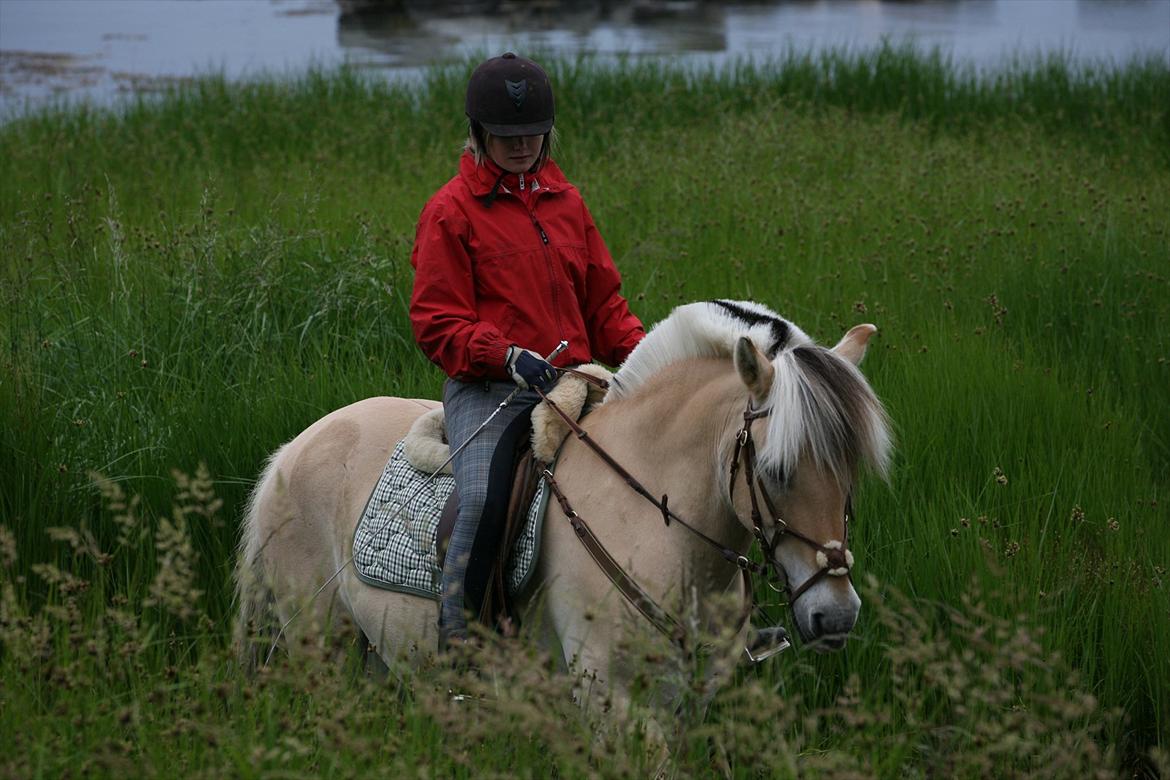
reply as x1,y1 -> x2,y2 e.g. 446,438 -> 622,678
533,510 -> 746,772
535,561 -> 668,739
550,612 -> 673,776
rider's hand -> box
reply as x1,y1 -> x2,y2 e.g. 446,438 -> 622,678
505,346 -> 558,392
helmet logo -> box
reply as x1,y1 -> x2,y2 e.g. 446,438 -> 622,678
505,79 -> 527,109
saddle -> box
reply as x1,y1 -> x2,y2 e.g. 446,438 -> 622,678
400,365 -> 611,632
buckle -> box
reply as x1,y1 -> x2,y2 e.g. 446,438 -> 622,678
752,525 -> 769,546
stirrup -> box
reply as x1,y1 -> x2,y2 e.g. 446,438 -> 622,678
744,626 -> 791,663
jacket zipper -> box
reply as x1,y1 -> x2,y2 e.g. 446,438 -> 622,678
525,196 -> 564,344
530,212 -> 549,245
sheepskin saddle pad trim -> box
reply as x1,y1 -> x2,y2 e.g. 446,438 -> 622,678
352,439 -> 553,599
401,364 -> 613,474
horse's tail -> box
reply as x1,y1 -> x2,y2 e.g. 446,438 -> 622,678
232,443 -> 290,674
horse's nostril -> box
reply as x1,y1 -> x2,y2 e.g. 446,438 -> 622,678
811,612 -> 825,636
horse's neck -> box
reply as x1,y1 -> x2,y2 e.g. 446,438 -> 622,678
596,357 -> 743,454
579,358 -> 751,575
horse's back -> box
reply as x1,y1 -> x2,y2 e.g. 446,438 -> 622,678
280,395 -> 438,541
290,395 -> 439,462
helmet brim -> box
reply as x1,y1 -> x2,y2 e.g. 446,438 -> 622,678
479,117 -> 554,137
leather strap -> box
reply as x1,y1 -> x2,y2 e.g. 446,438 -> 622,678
542,468 -> 686,644
532,385 -> 853,647
557,366 -> 610,390
542,466 -> 753,650
536,390 -> 765,575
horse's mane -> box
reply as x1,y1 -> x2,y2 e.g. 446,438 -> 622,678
610,300 -> 891,482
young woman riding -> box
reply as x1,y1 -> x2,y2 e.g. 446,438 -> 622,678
409,53 -> 645,647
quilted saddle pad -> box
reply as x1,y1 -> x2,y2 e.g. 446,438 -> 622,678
352,440 -> 550,599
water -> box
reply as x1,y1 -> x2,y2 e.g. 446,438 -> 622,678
1,0 -> 1168,112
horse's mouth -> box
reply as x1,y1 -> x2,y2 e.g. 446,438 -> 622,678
807,634 -> 848,653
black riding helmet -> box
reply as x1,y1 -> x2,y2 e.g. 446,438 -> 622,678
465,52 -> 555,137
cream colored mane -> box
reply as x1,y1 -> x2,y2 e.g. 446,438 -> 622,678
610,300 -> 891,483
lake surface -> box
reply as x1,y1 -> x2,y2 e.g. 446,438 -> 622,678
1,0 -> 1168,113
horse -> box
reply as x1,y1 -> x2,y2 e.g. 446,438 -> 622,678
234,300 -> 891,711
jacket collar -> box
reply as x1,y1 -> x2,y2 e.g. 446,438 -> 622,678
459,151 -> 570,199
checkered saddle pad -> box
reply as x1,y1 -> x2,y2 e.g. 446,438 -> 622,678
352,440 -> 551,599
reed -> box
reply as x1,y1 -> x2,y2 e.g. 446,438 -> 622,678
2,48 -> 1167,775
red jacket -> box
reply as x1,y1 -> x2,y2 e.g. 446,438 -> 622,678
410,153 -> 644,381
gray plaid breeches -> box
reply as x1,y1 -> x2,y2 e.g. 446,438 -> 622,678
439,378 -> 540,640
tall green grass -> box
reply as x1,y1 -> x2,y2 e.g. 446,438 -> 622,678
2,47 -> 1168,776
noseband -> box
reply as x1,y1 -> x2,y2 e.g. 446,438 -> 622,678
730,404 -> 855,605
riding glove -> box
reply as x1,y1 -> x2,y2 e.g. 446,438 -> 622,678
505,346 -> 558,392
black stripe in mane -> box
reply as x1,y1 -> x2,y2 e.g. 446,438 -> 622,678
709,300 -> 790,358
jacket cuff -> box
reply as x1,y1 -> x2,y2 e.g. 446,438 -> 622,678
470,331 -> 513,379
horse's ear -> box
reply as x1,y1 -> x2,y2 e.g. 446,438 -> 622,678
734,337 -> 774,400
833,324 -> 877,366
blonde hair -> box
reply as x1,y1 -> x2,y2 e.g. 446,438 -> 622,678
465,121 -> 555,171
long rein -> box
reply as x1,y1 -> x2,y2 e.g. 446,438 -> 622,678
534,372 -> 764,649
539,368 -> 856,650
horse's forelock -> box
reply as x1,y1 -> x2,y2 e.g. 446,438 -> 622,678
760,345 -> 891,485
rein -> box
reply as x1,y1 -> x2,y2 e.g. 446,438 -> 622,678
534,387 -> 755,651
534,377 -> 855,652
557,365 -> 611,389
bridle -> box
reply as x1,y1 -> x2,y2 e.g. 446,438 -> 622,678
730,404 -> 855,605
536,372 -> 856,651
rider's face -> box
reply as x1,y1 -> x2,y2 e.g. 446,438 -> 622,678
486,133 -> 543,174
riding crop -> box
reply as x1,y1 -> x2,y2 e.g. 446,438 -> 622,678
262,340 -> 569,666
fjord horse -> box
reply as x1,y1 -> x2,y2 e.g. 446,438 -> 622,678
235,301 -> 891,711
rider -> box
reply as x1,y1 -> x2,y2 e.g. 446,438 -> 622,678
409,53 -> 645,648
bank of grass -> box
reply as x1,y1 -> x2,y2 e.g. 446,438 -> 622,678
1,49 -> 1168,776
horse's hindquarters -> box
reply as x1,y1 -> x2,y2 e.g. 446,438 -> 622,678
236,396 -> 441,661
